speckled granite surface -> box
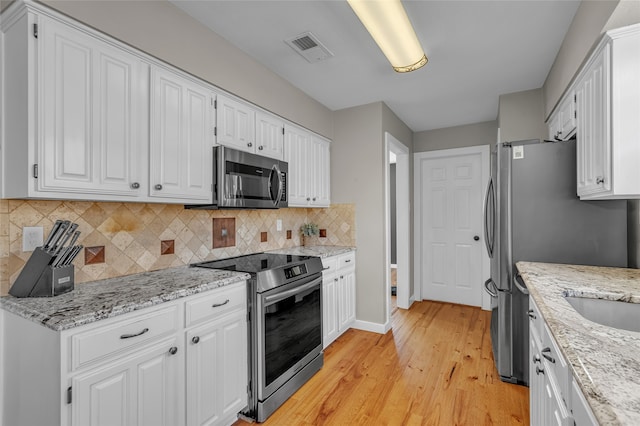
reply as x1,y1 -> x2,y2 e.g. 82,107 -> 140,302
0,267 -> 250,331
517,262 -> 640,425
267,245 -> 355,258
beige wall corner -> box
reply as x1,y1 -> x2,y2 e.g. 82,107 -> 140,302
543,0 -> 620,119
39,0 -> 334,138
414,120 -> 498,153
498,88 -> 546,143
333,102 -> 385,324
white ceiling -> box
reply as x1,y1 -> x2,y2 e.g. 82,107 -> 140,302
170,0 -> 580,132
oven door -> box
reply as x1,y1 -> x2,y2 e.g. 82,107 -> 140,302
256,274 -> 322,401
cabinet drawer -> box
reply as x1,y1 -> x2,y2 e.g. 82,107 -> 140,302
528,298 -> 543,341
185,283 -> 246,327
337,251 -> 355,269
70,304 -> 180,371
321,256 -> 339,274
543,323 -> 570,407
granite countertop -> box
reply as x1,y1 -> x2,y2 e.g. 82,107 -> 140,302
267,245 -> 355,258
516,261 -> 640,425
0,266 -> 250,332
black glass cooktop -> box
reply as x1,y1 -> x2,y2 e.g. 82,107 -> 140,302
192,253 -> 315,274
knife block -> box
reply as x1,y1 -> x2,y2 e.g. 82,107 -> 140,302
8,247 -> 75,297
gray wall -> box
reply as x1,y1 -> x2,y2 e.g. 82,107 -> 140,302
414,120 -> 498,153
498,89 -> 547,143
40,0 -> 334,138
543,0 -> 640,119
332,102 -> 412,326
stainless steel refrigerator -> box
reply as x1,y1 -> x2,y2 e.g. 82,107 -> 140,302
483,139 -> 627,385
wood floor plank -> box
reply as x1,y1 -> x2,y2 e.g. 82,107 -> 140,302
234,301 -> 529,425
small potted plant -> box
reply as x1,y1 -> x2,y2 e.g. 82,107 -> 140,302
300,223 -> 319,247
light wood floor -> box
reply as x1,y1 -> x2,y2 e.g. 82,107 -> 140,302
235,301 -> 529,425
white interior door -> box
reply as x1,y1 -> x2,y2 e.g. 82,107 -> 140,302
415,147 -> 488,307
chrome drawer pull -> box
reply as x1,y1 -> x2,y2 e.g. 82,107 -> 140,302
541,347 -> 555,363
345,259 -> 351,263
120,327 -> 149,339
536,366 -> 544,375
527,309 -> 536,319
212,299 -> 230,308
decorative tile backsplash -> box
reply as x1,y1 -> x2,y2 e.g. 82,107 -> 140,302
0,200 -> 355,296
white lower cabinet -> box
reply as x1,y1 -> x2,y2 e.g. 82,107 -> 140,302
321,251 -> 356,348
71,335 -> 183,426
1,281 -> 247,426
529,297 -> 597,426
186,305 -> 247,426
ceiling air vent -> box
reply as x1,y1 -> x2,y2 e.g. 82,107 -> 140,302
285,32 -> 334,63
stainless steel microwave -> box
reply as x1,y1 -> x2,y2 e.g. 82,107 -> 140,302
186,146 -> 287,209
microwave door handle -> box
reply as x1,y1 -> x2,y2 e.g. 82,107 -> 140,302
269,165 -> 284,206
275,166 -> 284,204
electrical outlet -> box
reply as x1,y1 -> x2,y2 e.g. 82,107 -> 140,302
23,226 -> 44,252
276,219 -> 283,232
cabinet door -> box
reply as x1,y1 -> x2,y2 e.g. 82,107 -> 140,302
343,269 -> 356,326
337,269 -> 356,333
310,136 -> 331,207
186,310 -> 247,426
529,326 -> 545,426
255,112 -> 284,160
283,124 -> 311,206
150,66 -> 213,202
576,44 -> 611,197
216,94 -> 256,153
39,16 -> 145,197
322,273 -> 339,349
71,336 -> 182,426
558,93 -> 576,139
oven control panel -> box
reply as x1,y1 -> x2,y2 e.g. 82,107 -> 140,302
284,264 -> 307,279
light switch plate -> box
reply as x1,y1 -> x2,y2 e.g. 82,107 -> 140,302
276,219 -> 283,232
23,226 -> 44,252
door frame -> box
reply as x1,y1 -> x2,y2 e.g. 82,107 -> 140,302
413,145 -> 491,310
384,132 -> 411,324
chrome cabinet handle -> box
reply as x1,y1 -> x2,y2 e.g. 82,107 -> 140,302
258,145 -> 264,150
474,235 -> 480,241
536,366 -> 544,375
247,142 -> 253,147
192,336 -> 200,344
313,197 -> 317,201
345,259 -> 351,263
130,182 -> 140,189
155,184 -> 163,190
212,299 -> 230,308
120,328 -> 149,339
533,355 -> 541,364
527,309 -> 536,319
168,346 -> 178,355
542,347 -> 555,363
306,197 -> 311,201
596,176 -> 605,184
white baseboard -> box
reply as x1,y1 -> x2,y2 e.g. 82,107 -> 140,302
351,319 -> 391,334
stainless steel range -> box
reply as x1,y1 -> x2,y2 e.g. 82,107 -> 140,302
192,253 -> 324,422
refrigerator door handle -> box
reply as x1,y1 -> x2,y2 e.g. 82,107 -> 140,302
483,178 -> 495,258
484,278 -> 498,297
514,274 -> 529,295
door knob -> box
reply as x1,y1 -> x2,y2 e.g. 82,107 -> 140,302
474,236 -> 480,241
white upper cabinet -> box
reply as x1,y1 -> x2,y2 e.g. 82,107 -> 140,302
4,10 -> 148,200
575,24 -> 640,199
150,66 -> 214,202
283,124 -> 331,207
547,91 -> 576,142
216,95 -> 285,160
255,111 -> 285,160
216,94 -> 256,154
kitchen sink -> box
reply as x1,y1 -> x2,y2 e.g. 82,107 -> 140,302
564,295 -> 640,333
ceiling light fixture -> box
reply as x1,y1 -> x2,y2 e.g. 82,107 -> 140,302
347,0 -> 427,73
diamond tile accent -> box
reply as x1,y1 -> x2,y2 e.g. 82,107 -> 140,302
85,246 -> 105,265
161,240 -> 175,255
0,200 -> 355,295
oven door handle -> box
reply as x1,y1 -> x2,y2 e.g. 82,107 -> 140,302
263,276 -> 322,306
